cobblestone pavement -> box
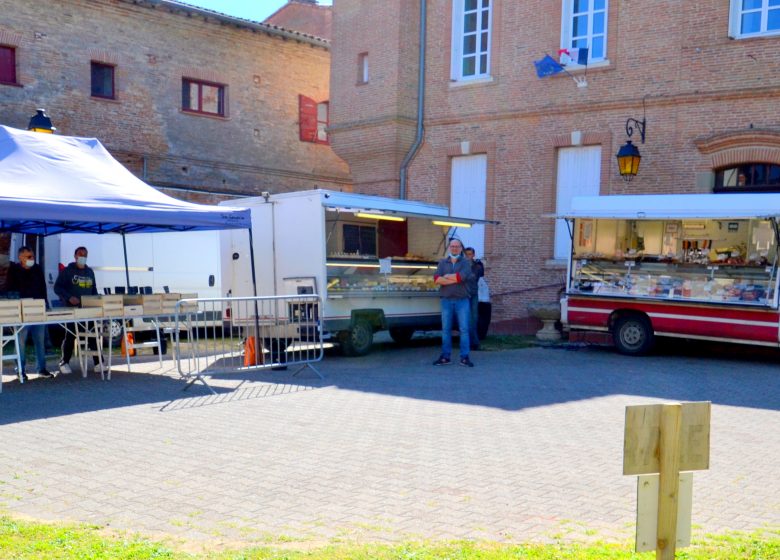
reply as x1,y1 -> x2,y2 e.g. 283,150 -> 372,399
0,338 -> 778,548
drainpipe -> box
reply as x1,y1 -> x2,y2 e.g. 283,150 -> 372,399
399,0 -> 427,200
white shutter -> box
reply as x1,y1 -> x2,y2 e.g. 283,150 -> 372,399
450,154 -> 487,257
554,146 -> 601,259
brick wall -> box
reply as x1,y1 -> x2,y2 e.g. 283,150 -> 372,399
0,0 -> 351,200
330,0 -> 780,331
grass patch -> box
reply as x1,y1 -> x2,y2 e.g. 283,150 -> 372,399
478,335 -> 538,351
2,516 -> 776,559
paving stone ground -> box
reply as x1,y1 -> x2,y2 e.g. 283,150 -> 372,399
0,337 -> 778,549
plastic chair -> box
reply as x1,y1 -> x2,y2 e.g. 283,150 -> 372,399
142,286 -> 153,295
75,322 -> 107,380
114,286 -> 126,295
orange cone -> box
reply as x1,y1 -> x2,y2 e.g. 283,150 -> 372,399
243,336 -> 258,366
121,332 -> 136,357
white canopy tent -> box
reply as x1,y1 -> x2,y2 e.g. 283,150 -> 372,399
0,125 -> 257,293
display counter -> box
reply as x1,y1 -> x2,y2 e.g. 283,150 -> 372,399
326,257 -> 437,297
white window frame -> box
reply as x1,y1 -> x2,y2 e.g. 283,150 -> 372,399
560,0 -> 609,65
729,0 -> 780,39
450,0 -> 493,82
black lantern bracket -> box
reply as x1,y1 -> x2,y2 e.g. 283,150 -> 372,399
624,95 -> 648,144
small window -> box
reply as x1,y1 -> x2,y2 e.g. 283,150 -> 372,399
730,0 -> 780,38
450,0 -> 493,81
90,62 -> 115,99
0,45 -> 17,85
561,0 -> 608,64
343,224 -> 377,255
715,163 -> 780,192
182,78 -> 226,117
299,94 -> 329,144
358,52 -> 369,84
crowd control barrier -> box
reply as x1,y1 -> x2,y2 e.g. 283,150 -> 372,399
173,295 -> 324,393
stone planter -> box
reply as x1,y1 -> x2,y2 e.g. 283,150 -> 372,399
527,301 -> 562,342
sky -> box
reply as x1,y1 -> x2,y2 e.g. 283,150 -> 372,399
180,0 -> 332,22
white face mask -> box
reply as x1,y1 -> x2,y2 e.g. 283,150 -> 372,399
25,259 -> 35,267
77,256 -> 87,266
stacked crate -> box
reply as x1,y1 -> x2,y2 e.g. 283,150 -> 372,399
79,295 -> 105,318
46,308 -> 75,321
122,294 -> 163,315
0,300 -> 22,324
20,299 -> 46,322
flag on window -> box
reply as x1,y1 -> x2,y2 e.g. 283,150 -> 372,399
533,55 -> 564,78
559,47 -> 589,66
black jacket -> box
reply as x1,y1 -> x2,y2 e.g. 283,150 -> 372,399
6,262 -> 48,304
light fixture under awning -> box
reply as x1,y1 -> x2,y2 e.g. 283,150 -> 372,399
432,220 -> 472,228
355,212 -> 406,222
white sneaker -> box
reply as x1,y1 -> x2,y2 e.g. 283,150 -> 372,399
59,362 -> 73,375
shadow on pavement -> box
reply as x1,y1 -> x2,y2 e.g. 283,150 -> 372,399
1,332 -> 778,424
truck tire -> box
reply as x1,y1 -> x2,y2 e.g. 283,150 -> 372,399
105,319 -> 124,347
389,327 -> 415,345
613,314 -> 654,356
339,320 -> 373,356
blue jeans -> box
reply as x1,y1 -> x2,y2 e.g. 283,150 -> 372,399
440,297 -> 470,359
19,324 -> 46,374
469,294 -> 480,345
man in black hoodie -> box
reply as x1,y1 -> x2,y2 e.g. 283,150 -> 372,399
6,246 -> 53,380
53,246 -> 99,375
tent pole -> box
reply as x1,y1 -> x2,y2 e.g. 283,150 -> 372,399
121,231 -> 130,290
248,227 -> 261,365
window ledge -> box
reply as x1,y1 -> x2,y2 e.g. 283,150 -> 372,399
91,95 -> 119,103
730,30 -> 780,40
179,109 -> 230,121
560,59 -> 611,73
544,259 -> 568,269
0,80 -> 23,88
449,76 -> 495,89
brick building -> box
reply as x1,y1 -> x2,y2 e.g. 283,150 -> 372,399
329,0 -> 780,332
0,0 -> 349,287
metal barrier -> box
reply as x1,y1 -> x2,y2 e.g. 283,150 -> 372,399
173,295 -> 324,393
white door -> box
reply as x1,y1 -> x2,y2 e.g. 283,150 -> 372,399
555,146 -> 601,259
450,154 -> 487,257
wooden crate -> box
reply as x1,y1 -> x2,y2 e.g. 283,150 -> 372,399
123,294 -> 163,314
46,309 -> 75,321
101,295 -> 124,317
0,300 -> 22,324
74,307 -> 103,319
161,293 -> 182,314
21,299 -> 46,322
178,293 -> 199,312
123,305 -> 144,317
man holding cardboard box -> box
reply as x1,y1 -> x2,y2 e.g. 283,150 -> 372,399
54,246 -> 101,375
7,246 -> 53,380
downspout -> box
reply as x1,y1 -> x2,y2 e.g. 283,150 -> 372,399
399,0 -> 427,200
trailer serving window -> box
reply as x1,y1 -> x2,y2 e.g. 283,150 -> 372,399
568,217 -> 778,306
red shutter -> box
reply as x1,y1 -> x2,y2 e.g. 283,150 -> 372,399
299,94 -> 318,142
0,47 -> 16,84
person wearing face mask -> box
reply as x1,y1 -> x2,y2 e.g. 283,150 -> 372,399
6,246 -> 53,380
54,246 -> 100,375
432,238 -> 474,367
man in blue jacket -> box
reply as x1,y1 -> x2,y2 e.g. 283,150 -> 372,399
433,238 -> 474,367
53,246 -> 100,375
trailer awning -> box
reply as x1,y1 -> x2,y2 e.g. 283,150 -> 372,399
556,193 -> 780,220
319,190 -> 499,225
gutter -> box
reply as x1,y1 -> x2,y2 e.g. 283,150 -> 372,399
399,0 -> 427,200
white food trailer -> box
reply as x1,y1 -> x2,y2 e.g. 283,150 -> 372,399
559,192 -> 780,354
221,190 -> 489,355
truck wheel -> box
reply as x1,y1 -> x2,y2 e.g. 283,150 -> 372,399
613,314 -> 654,356
389,327 -> 415,345
340,320 -> 373,356
104,320 -> 124,347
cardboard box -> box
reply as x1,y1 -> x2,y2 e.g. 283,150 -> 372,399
0,300 -> 22,324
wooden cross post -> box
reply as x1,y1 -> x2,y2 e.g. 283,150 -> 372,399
624,401 -> 710,559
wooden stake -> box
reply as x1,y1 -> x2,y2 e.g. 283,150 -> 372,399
657,403 -> 682,560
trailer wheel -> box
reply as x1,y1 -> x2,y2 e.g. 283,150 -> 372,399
340,320 -> 373,356
389,327 -> 415,345
104,319 -> 124,347
613,314 -> 654,356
